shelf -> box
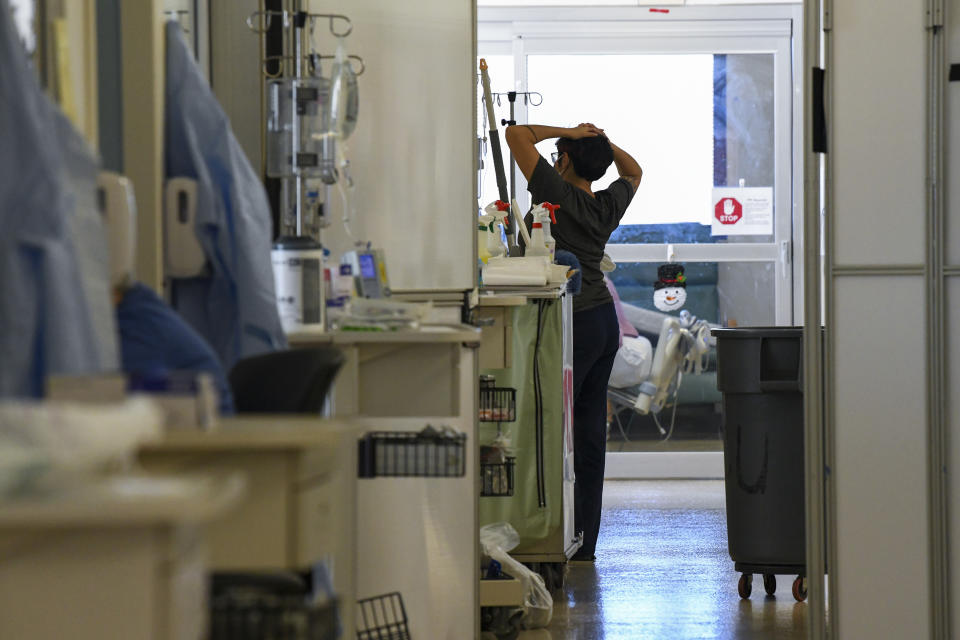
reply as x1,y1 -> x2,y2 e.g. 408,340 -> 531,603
479,574 -> 524,608
0,473 -> 245,528
358,428 -> 467,478
477,294 -> 527,307
288,324 -> 480,346
479,284 -> 566,300
479,386 -> 517,423
480,457 -> 516,497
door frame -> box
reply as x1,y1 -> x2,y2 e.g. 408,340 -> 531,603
479,4 -> 805,325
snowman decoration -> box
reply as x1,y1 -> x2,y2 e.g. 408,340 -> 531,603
653,264 -> 687,312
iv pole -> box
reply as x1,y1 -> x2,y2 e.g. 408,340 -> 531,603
497,91 -> 543,200
249,5 -> 361,333
494,90 -> 542,236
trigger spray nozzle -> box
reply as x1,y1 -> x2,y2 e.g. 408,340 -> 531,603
484,200 -> 512,228
542,202 -> 559,224
494,200 -> 511,227
532,201 -> 559,225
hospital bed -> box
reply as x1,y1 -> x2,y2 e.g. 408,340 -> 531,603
606,303 -> 717,442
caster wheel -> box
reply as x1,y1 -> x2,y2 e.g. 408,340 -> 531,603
537,563 -> 553,593
738,573 -> 753,599
547,562 -> 566,592
792,575 -> 808,602
763,574 -> 776,596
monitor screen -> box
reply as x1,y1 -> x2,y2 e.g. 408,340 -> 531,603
359,253 -> 377,279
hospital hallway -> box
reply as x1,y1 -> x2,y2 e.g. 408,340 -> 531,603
518,481 -> 808,640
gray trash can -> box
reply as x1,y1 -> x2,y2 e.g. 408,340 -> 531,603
712,327 -> 807,602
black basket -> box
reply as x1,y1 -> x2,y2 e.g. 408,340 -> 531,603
479,387 -> 516,423
480,457 -> 515,497
356,592 -> 411,640
358,430 -> 467,478
210,593 -> 338,640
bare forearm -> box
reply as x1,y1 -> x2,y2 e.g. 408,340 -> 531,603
506,124 -> 587,180
610,141 -> 642,180
505,124 -> 579,146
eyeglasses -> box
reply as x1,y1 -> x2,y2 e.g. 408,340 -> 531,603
552,152 -> 566,164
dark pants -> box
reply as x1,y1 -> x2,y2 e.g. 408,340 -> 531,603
572,302 -> 620,556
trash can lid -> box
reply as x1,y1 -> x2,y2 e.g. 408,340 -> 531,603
711,326 -> 803,339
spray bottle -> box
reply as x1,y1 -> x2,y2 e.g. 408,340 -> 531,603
482,200 -> 511,259
477,213 -> 494,265
527,202 -> 559,259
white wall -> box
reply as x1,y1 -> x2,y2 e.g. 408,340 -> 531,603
948,0 -> 960,633
950,280 -> 960,635
828,1 -> 933,636
316,0 -> 476,293
208,1 -> 476,294
209,0 -> 260,174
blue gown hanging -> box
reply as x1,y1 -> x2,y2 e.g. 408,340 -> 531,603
0,6 -> 117,398
165,21 -> 286,369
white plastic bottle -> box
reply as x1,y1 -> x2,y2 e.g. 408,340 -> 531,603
483,201 -> 510,258
527,202 -> 559,258
477,213 -> 494,264
526,222 -> 549,257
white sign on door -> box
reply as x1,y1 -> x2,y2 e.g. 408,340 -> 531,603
711,187 -> 774,236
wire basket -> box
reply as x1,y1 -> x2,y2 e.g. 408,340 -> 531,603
479,387 -> 516,423
358,428 -> 466,478
210,593 -> 338,640
480,457 -> 516,497
356,592 -> 411,640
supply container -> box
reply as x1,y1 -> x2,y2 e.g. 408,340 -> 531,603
712,327 -> 808,602
266,77 -> 332,179
271,236 -> 324,332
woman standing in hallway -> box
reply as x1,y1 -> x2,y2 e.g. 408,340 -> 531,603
505,122 -> 642,560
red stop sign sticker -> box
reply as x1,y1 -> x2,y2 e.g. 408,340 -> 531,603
715,197 -> 743,225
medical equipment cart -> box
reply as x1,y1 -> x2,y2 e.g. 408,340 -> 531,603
477,286 -> 579,590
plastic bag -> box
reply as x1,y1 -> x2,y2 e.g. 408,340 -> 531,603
480,523 -> 553,629
327,37 -> 358,141
608,335 -> 654,389
0,397 -> 164,497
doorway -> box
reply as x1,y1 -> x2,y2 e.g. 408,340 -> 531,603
478,4 -> 803,476
477,3 -> 824,639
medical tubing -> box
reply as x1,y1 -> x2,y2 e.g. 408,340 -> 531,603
337,178 -> 355,242
533,299 -> 547,508
650,368 -> 682,442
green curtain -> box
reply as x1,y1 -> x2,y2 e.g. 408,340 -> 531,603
480,300 -> 566,553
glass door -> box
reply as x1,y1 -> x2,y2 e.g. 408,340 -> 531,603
513,26 -> 795,325
481,18 -> 799,454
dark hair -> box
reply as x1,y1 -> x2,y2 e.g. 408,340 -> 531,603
556,136 -> 614,181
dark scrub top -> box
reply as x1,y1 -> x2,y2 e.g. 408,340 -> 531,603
526,156 -> 635,312
117,282 -> 235,415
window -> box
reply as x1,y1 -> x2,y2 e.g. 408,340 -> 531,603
528,53 -> 715,227
480,16 -> 797,324
477,54 -> 516,205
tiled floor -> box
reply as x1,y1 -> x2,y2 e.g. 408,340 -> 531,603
517,480 -> 809,640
